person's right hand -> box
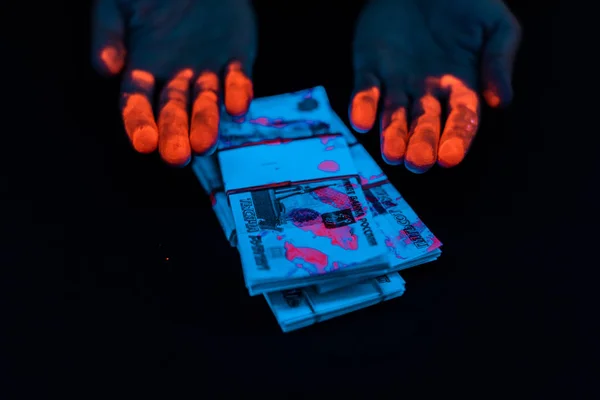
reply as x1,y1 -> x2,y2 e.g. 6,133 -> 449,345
92,0 -> 257,166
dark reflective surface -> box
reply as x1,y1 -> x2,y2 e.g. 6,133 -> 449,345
3,0 -> 592,396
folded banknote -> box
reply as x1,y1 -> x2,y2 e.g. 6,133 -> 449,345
219,135 -> 391,295
190,86 -> 442,331
191,87 -> 442,288
265,272 -> 406,332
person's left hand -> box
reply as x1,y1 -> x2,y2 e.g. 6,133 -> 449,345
348,0 -> 521,173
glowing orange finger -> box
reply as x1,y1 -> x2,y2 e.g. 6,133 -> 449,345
99,45 -> 125,75
121,70 -> 158,154
224,61 -> 253,117
350,86 -> 380,133
380,107 -> 409,165
158,69 -> 194,167
483,88 -> 501,108
438,75 -> 479,168
190,71 -> 220,155
405,94 -> 441,173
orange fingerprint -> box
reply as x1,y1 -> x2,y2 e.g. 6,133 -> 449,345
483,89 -> 501,108
224,61 -> 253,116
190,71 -> 220,154
99,45 -> 125,75
350,86 -> 380,132
121,70 -> 159,153
405,94 -> 441,173
438,75 -> 479,168
131,70 -> 155,91
122,94 -> 158,153
381,107 -> 409,164
158,69 -> 193,166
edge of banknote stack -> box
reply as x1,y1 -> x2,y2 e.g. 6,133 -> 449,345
191,86 -> 442,332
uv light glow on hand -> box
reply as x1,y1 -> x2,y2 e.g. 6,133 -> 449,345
380,107 -> 409,165
224,61 -> 253,117
158,69 -> 194,167
191,71 -> 220,155
349,0 -> 521,173
349,86 -> 380,133
92,0 -> 258,167
438,75 -> 479,168
121,70 -> 158,154
99,45 -> 125,75
348,75 -> 480,173
405,94 -> 441,173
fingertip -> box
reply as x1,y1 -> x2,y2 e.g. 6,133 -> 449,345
438,138 -> 466,168
404,162 -> 431,174
131,126 -> 159,154
224,61 -> 253,117
225,96 -> 251,117
483,89 -> 501,108
381,153 -> 404,166
190,133 -> 218,156
349,89 -> 379,133
405,142 -> 436,174
381,139 -> 406,166
160,137 -> 192,168
94,45 -> 125,76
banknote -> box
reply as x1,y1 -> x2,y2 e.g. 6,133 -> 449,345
191,87 -> 442,285
222,135 -> 390,295
313,143 -> 443,292
192,86 -> 340,246
265,272 -> 406,332
219,86 -> 337,149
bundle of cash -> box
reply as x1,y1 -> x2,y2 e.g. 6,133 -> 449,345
191,87 -> 442,332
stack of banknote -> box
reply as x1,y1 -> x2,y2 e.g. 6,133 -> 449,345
191,87 -> 442,332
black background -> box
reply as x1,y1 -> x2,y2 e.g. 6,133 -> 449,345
3,0 -> 595,397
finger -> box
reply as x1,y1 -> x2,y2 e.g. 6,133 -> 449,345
224,61 -> 253,117
405,94 -> 442,174
481,8 -> 522,107
91,0 -> 126,75
438,75 -> 479,168
157,69 -> 194,167
349,70 -> 380,133
121,70 -> 159,154
379,89 -> 409,165
190,71 -> 220,155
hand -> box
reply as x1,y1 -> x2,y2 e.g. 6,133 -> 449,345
92,0 -> 257,167
348,0 -> 521,173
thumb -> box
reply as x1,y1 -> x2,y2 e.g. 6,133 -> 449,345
481,8 -> 522,108
91,0 -> 127,76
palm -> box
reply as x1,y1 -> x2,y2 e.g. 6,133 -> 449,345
349,0 -> 520,173
123,0 -> 256,80
92,0 -> 257,167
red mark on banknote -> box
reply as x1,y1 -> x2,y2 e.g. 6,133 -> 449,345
312,187 -> 350,209
288,208 -> 358,250
427,236 -> 442,252
319,136 -> 335,145
284,242 -> 329,275
317,160 -> 340,172
359,173 -> 385,185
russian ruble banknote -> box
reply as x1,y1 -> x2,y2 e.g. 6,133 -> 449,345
190,86 -> 442,331
191,87 -> 442,289
219,134 -> 390,295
